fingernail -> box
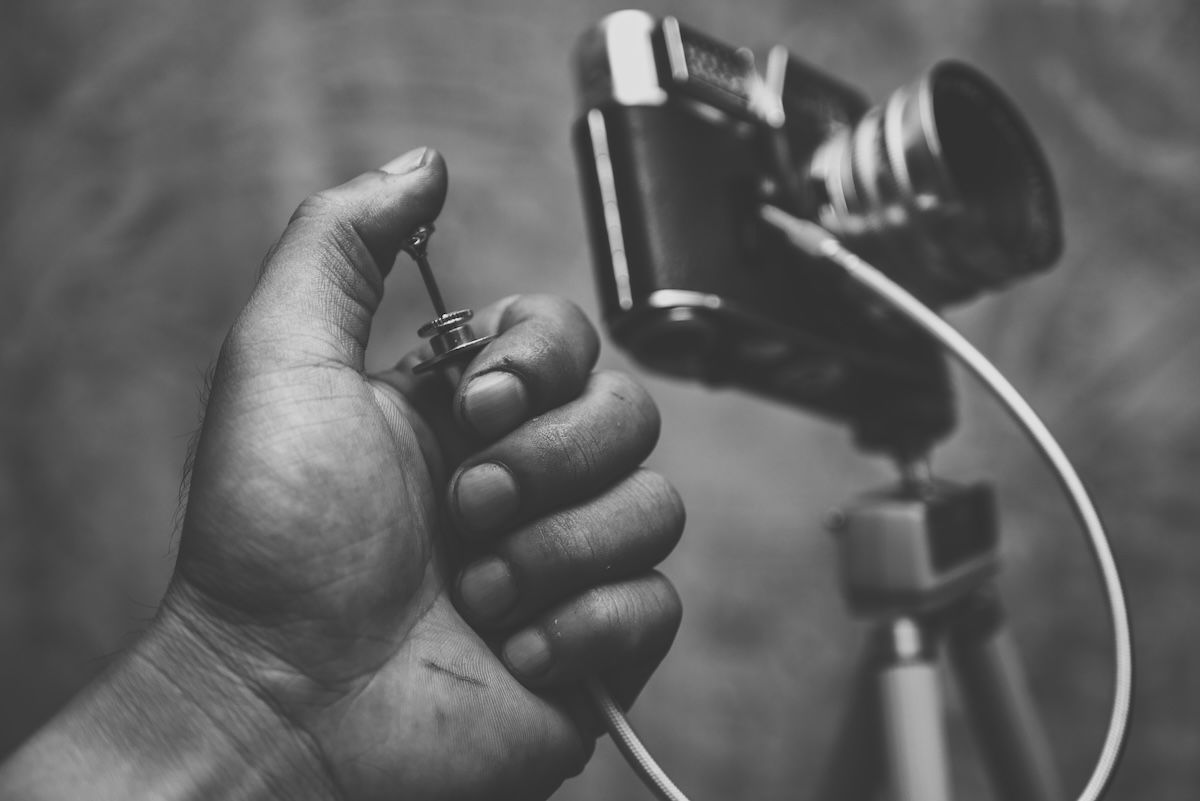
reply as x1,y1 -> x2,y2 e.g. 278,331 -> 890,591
503,628 -> 552,678
461,371 -> 529,439
379,146 -> 429,175
454,463 -> 520,532
458,557 -> 518,621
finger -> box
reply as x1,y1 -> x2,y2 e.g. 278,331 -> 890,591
448,370 -> 661,539
453,295 -> 601,441
225,147 -> 448,371
369,293 -> 599,468
455,470 -> 685,630
498,573 -> 682,707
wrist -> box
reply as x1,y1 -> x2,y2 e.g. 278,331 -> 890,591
0,583 -> 340,801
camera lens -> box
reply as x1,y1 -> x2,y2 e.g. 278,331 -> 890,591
808,61 -> 1062,304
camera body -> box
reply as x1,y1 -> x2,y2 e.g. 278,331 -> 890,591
571,11 -> 1060,456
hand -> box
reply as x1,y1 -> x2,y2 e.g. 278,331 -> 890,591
0,148 -> 683,801
175,147 -> 682,800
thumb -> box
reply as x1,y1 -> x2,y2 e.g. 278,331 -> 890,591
229,147 -> 448,370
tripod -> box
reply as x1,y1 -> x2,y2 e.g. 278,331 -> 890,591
817,478 -> 1065,801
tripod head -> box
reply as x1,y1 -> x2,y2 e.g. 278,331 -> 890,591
828,480 -> 999,618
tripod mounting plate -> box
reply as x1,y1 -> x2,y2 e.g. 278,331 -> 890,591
829,481 -> 999,617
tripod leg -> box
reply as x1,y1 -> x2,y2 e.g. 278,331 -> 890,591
947,592 -> 1065,801
814,635 -> 886,801
879,619 -> 954,801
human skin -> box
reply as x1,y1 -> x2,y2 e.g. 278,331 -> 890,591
0,147 -> 684,801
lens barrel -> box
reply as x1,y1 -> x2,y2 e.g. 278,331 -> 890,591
807,61 -> 1062,305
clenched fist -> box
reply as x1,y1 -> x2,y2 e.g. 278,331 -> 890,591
0,148 -> 684,801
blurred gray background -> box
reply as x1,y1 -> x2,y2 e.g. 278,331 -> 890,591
2,0 -> 1198,798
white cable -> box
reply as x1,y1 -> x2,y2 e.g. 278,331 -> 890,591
759,205 -> 1133,801
585,678 -> 690,801
589,208 -> 1133,801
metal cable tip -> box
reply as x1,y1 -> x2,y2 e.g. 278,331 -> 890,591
400,223 -> 493,375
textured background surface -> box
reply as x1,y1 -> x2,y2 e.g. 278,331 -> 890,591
2,1 -> 1198,798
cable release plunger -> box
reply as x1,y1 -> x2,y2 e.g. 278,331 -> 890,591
400,223 -> 493,375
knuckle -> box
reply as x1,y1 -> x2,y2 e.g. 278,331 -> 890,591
532,420 -> 602,479
599,576 -> 680,647
290,189 -> 343,225
591,368 -> 644,400
629,468 -> 676,508
590,370 -> 660,432
284,195 -> 365,266
524,294 -> 590,328
487,323 -> 560,396
650,572 -> 683,626
556,297 -> 597,340
513,294 -> 599,358
520,325 -> 561,372
527,508 -> 595,569
575,584 -> 625,628
635,572 -> 683,640
548,575 -> 681,666
629,470 -> 686,547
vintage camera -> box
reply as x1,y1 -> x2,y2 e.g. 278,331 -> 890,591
571,11 -> 1062,457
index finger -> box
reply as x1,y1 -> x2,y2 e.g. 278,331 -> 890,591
454,294 -> 601,441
